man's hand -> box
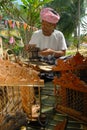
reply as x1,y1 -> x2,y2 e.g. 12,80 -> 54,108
39,48 -> 66,57
39,48 -> 54,56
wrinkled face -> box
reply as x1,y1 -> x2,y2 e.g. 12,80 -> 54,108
41,20 -> 56,36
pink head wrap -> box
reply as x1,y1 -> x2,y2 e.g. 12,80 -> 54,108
40,7 -> 60,24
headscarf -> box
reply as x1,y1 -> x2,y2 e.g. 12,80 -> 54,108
40,7 -> 60,24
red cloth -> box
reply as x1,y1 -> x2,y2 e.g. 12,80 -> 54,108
40,7 -> 60,24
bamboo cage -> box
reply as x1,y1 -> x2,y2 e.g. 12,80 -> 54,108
53,52 -> 87,124
0,59 -> 44,129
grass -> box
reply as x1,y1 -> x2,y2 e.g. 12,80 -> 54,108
66,45 -> 87,57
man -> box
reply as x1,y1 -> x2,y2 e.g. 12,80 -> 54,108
28,7 -> 67,58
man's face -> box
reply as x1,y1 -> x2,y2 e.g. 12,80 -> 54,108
42,20 -> 56,36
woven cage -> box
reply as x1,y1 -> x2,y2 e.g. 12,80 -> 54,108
53,52 -> 87,123
20,86 -> 41,120
0,87 -> 8,112
20,86 -> 35,116
0,59 -> 44,127
0,85 -> 22,124
0,85 -> 43,127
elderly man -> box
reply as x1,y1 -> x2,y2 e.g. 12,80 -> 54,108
28,7 -> 67,59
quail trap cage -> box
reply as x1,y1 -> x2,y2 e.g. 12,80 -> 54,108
0,59 -> 44,130
53,52 -> 87,124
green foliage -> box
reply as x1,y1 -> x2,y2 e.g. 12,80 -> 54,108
81,17 -> 87,34
0,0 -> 52,45
47,0 -> 86,47
0,0 -> 86,48
12,44 -> 23,55
16,0 -> 52,44
20,0 -> 52,25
